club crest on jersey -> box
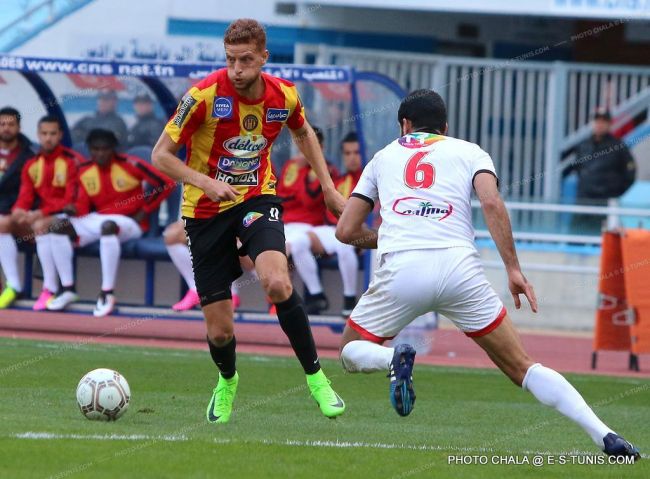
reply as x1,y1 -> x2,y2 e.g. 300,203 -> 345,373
212,96 -> 233,119
398,133 -> 445,149
266,108 -> 289,122
392,196 -> 453,221
243,212 -> 263,228
223,135 -> 268,158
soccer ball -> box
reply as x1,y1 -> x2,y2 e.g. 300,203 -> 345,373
76,368 -> 131,421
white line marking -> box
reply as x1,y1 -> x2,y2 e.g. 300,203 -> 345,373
12,433 -> 648,460
15,432 -> 188,442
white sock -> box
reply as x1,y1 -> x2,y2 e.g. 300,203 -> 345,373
99,235 -> 121,291
341,340 -> 394,373
35,235 -> 58,292
336,242 -> 358,297
0,233 -> 21,291
166,243 -> 196,290
290,233 -> 322,295
523,363 -> 614,448
50,234 -> 75,287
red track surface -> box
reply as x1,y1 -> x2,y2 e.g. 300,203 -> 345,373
1,309 -> 648,378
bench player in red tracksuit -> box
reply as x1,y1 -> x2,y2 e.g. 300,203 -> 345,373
11,115 -> 83,310
288,132 -> 363,317
47,128 -> 174,316
278,126 -> 339,314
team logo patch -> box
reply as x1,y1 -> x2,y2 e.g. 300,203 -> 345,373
392,196 -> 453,221
173,95 -> 197,127
243,212 -> 263,228
266,108 -> 289,123
212,96 -> 233,119
223,135 -> 268,158
398,133 -> 445,149
242,114 -> 259,131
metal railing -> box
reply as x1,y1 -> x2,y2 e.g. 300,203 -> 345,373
296,44 -> 650,203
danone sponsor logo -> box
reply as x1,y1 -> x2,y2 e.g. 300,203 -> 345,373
266,108 -> 289,122
212,96 -> 233,118
217,156 -> 260,175
392,196 -> 453,221
223,135 -> 268,158
243,212 -> 263,227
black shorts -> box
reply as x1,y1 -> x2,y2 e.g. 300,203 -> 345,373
183,195 -> 286,306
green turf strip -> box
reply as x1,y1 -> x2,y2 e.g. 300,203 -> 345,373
0,338 -> 648,478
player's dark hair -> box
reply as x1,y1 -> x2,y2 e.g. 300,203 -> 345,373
224,18 -> 267,51
86,128 -> 118,147
398,89 -> 447,134
312,126 -> 324,145
0,106 -> 21,124
38,115 -> 63,129
341,131 -> 358,147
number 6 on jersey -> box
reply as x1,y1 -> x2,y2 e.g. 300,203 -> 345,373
404,151 -> 435,189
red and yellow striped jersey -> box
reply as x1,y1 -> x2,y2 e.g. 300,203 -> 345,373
165,68 -> 306,218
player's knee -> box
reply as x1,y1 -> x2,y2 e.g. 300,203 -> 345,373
206,320 -> 234,346
0,215 -> 11,233
207,330 -> 234,347
163,222 -> 185,245
101,220 -> 118,236
263,274 -> 292,303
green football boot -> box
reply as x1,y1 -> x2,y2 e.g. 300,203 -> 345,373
306,369 -> 345,418
206,372 -> 239,424
0,286 -> 18,309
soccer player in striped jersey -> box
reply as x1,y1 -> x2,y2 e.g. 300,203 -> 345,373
153,19 -> 346,423
11,115 -> 83,310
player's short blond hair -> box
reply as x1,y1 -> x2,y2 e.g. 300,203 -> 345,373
224,18 -> 266,52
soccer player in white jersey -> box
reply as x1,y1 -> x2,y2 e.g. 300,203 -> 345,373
335,89 -> 639,459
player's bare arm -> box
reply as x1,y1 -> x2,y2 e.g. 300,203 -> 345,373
335,196 -> 378,249
290,122 -> 346,217
152,132 -> 238,202
474,172 -> 538,312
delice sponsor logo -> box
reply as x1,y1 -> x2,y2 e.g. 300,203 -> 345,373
217,156 -> 260,175
266,108 -> 289,122
223,135 -> 268,158
392,196 -> 453,221
212,96 -> 233,119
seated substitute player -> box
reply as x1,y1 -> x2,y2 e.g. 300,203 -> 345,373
47,129 -> 174,316
152,18 -> 346,423
164,219 -> 255,311
335,90 -> 640,459
277,126 -> 339,314
0,107 -> 35,308
11,115 -> 83,310
289,132 -> 363,317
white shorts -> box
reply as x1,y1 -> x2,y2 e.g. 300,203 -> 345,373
349,247 -> 505,343
70,213 -> 143,247
311,225 -> 339,254
284,222 -> 313,245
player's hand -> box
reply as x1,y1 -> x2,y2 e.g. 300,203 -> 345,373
201,177 -> 238,202
62,204 -> 77,216
25,210 -> 43,223
323,187 -> 346,218
508,269 -> 538,313
131,210 -> 147,223
11,208 -> 27,224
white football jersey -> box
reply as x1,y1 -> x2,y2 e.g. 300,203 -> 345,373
352,132 -> 497,256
